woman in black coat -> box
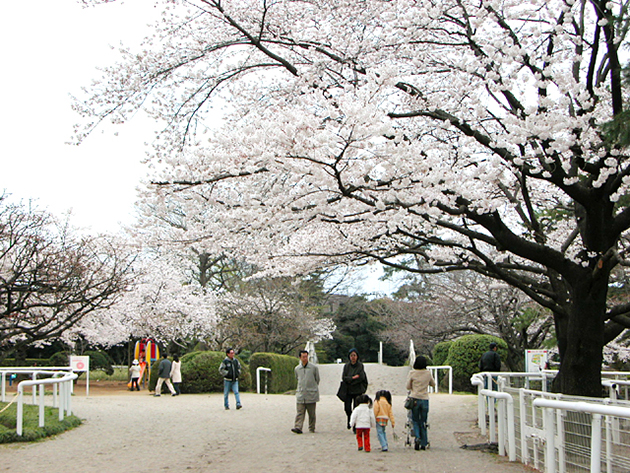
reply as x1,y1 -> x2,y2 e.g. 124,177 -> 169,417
341,348 -> 368,429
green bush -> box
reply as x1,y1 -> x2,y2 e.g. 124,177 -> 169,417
249,353 -> 299,394
48,351 -> 114,375
150,352 -> 251,394
432,341 -> 453,366
0,358 -> 52,367
444,334 -> 507,393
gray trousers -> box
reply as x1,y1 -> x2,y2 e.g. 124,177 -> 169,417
294,402 -> 317,432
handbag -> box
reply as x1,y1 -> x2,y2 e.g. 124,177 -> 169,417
336,381 -> 348,402
404,396 -> 415,410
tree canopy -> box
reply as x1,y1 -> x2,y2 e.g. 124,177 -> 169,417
76,0 -> 630,396
0,196 -> 134,360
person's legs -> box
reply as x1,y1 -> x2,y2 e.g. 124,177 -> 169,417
165,378 -> 176,395
364,428 -> 371,452
294,402 -> 306,431
355,428 -> 364,450
154,377 -> 165,396
344,397 -> 353,428
375,423 -> 388,450
410,398 -> 422,449
305,403 -> 316,432
418,399 -> 430,448
173,382 -> 181,395
223,380 -> 231,408
232,380 -> 242,408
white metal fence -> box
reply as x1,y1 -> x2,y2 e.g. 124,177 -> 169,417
1,368 -> 78,436
472,371 -> 630,473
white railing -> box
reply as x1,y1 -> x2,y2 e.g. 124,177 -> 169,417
1,367 -> 73,403
15,371 -> 78,436
428,365 -> 453,394
256,367 -> 271,394
472,371 -> 630,473
533,398 -> 630,473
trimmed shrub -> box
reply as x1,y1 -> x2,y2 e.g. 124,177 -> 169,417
150,351 -> 251,394
432,341 -> 453,366
248,352 -> 298,394
444,334 -> 507,393
1,358 -> 52,367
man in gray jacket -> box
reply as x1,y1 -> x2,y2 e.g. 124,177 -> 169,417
291,349 -> 320,434
154,354 -> 176,396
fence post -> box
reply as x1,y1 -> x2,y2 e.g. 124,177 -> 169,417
16,389 -> 24,436
543,407 -> 556,473
591,414 -> 602,473
39,384 -> 45,427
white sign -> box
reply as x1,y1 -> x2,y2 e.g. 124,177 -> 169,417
70,356 -> 90,372
525,350 -> 548,372
70,355 -> 90,397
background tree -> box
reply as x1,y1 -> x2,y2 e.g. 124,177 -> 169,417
320,295 -> 407,365
0,196 -> 134,361
76,0 -> 630,396
376,271 -> 554,371
214,276 -> 335,354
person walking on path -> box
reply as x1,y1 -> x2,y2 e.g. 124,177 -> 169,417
129,359 -> 141,391
406,355 -> 436,451
373,390 -> 395,452
170,355 -> 182,396
479,342 -> 501,389
291,349 -> 320,434
219,348 -> 242,410
341,348 -> 368,429
350,394 -> 376,452
154,354 -> 177,396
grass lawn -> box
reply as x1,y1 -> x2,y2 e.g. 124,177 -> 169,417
0,401 -> 82,443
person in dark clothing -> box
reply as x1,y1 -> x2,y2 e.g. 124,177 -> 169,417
154,354 -> 176,396
219,348 -> 242,410
341,348 -> 368,429
479,342 -> 501,389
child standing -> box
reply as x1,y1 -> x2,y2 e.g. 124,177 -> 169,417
373,390 -> 395,452
349,394 -> 376,452
129,359 -> 141,391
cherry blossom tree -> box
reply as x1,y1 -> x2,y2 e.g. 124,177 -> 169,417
76,0 -> 630,396
0,196 -> 134,360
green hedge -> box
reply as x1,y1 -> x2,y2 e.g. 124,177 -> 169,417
432,341 -> 453,366
0,358 -> 51,367
444,334 -> 507,392
249,352 -> 298,394
149,351 -> 251,394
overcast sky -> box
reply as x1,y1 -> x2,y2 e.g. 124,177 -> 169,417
0,1 -> 158,233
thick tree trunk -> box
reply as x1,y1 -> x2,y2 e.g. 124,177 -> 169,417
554,275 -> 607,397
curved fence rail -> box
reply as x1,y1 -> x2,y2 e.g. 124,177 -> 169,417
10,371 -> 78,436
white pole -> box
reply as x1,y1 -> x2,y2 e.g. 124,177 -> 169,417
39,384 -> 45,428
591,414 -> 602,473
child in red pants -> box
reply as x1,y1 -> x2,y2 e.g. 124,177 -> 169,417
350,394 -> 376,452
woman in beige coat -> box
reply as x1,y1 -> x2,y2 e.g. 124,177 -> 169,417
406,356 -> 435,450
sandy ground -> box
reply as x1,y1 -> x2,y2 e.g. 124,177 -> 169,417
0,364 -> 536,473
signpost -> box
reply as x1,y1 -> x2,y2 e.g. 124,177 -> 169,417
525,349 -> 548,373
70,355 -> 90,396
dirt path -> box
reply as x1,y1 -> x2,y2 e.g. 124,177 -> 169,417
1,385 -> 535,473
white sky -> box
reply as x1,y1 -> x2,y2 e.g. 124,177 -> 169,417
0,1 -> 158,233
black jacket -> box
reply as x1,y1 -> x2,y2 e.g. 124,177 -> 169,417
219,357 -> 241,381
479,350 -> 501,372
342,360 -> 368,396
